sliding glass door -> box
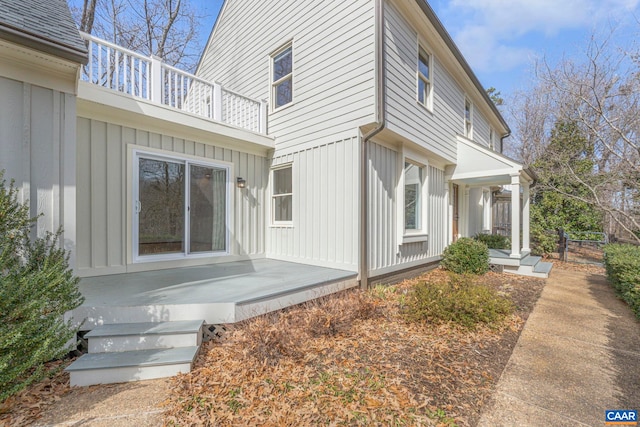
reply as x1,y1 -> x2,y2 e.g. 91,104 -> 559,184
189,165 -> 226,253
135,151 -> 229,260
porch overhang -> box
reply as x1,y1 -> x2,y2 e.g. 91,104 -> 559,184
447,136 -> 534,258
447,136 -> 533,186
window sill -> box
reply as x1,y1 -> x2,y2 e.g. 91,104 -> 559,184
416,100 -> 434,114
402,233 -> 428,244
270,222 -> 294,228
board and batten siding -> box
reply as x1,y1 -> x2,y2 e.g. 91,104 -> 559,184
383,1 -> 470,164
0,76 -> 76,254
76,117 -> 268,277
367,141 -> 448,276
197,0 -> 376,153
267,136 -> 359,271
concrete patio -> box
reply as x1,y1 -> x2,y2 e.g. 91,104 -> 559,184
65,259 -> 358,329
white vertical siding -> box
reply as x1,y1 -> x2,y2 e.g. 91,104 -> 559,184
0,77 -> 76,253
367,141 -> 398,272
428,165 -> 447,257
76,117 -> 269,276
383,1 -> 462,164
197,0 -> 376,152
367,141 -> 448,276
267,136 -> 359,271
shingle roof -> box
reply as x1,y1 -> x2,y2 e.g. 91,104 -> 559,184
0,0 -> 88,64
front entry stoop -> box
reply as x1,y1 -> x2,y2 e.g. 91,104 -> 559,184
66,320 -> 204,387
504,255 -> 553,278
489,250 -> 553,278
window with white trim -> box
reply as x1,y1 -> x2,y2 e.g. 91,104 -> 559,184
272,165 -> 292,223
464,98 -> 473,138
404,161 -> 424,232
489,128 -> 495,150
417,47 -> 432,109
133,151 -> 230,261
271,43 -> 293,110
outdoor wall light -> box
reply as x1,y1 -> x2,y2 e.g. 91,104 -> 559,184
236,177 -> 246,188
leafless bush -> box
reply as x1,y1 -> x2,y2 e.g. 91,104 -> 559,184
234,290 -> 378,365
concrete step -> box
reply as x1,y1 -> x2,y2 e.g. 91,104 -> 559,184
504,261 -> 553,279
520,255 -> 542,267
533,261 -> 554,277
66,346 -> 199,387
85,320 -> 203,353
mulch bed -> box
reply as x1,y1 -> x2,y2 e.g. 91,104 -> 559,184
163,268 -> 546,426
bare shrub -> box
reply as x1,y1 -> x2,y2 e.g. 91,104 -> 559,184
233,289 -> 378,365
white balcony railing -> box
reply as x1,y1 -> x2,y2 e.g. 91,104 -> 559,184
79,33 -> 267,134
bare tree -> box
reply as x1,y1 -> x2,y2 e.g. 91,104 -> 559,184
71,0 -> 203,72
79,0 -> 98,33
508,30 -> 640,242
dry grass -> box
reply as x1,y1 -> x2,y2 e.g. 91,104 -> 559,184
164,269 -> 544,426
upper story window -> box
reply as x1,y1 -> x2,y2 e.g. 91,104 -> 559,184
272,164 -> 293,224
489,128 -> 495,150
271,43 -> 293,110
464,98 -> 473,138
417,47 -> 432,109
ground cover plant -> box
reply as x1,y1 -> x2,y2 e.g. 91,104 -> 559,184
603,244 -> 640,318
163,269 -> 544,426
404,273 -> 514,329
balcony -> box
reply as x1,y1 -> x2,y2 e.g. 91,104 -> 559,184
79,32 -> 267,135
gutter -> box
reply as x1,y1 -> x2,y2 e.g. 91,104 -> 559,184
0,25 -> 88,65
359,0 -> 387,289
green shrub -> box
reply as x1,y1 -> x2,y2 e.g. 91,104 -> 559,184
473,233 -> 510,249
603,244 -> 640,319
0,171 -> 84,402
441,237 -> 489,275
531,227 -> 558,256
404,274 -> 514,329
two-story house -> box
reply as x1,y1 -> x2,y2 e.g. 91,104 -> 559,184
0,0 -> 548,386
196,0 -> 543,284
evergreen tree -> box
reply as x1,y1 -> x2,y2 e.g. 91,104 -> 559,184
0,171 -> 84,402
530,121 -> 603,254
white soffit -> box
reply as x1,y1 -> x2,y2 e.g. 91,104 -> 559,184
450,137 -> 523,184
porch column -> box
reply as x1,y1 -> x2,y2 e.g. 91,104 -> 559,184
483,189 -> 491,232
510,174 -> 521,258
463,186 -> 470,237
522,181 -> 531,253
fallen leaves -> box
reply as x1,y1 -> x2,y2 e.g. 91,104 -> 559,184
163,269 -> 545,426
0,359 -> 73,427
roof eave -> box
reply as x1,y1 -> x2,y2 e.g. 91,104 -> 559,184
414,0 -> 510,135
0,24 -> 88,65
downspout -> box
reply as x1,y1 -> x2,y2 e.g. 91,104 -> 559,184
359,0 -> 386,289
499,131 -> 511,155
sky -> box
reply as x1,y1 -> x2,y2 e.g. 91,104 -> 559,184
74,0 -> 640,99
428,0 -> 640,97
191,0 -> 639,99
